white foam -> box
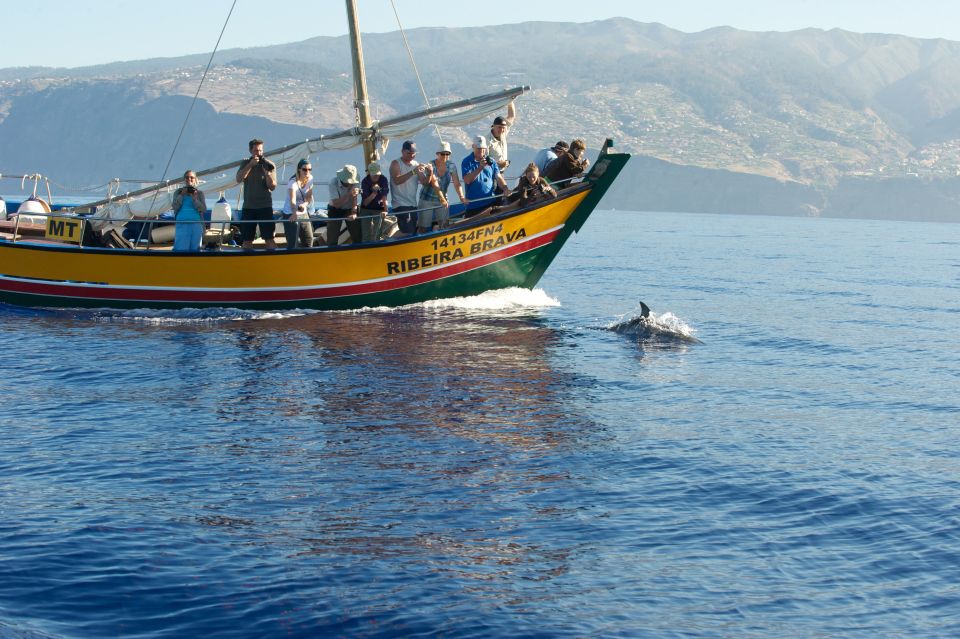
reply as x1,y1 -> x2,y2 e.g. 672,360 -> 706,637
74,287 -> 560,324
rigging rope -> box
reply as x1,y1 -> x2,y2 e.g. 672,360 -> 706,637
145,0 -> 238,212
389,0 -> 443,143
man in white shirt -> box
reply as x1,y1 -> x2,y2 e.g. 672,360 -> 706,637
488,101 -> 516,172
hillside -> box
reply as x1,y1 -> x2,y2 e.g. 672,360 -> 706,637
2,19 -> 960,221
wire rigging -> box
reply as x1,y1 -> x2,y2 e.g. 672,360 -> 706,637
146,0 -> 238,210
389,0 -> 443,142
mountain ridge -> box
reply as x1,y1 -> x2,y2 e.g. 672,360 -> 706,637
2,18 -> 960,221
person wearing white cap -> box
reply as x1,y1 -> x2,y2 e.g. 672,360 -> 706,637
326,164 -> 360,247
359,161 -> 389,242
417,141 -> 467,232
461,134 -> 511,217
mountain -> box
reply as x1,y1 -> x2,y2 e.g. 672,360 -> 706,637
2,18 -> 960,222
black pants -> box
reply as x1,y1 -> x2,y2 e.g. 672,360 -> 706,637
240,207 -> 275,242
393,206 -> 418,234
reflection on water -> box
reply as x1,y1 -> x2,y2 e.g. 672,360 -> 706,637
3,213 -> 960,636
0,291 -> 608,635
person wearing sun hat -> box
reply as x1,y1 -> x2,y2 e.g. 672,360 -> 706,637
326,164 -> 360,247
359,160 -> 389,242
416,140 -> 467,232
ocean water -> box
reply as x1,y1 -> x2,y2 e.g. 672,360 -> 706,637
0,210 -> 958,638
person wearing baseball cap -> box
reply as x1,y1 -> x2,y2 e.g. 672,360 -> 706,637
390,140 -> 422,234
534,140 -> 569,173
488,100 -> 516,172
461,134 -> 511,217
543,138 -> 591,187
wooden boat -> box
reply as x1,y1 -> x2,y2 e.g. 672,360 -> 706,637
0,2 -> 629,311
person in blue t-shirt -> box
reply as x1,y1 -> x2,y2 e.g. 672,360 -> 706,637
461,135 -> 511,218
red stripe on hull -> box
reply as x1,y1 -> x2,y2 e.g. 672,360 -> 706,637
0,228 -> 560,304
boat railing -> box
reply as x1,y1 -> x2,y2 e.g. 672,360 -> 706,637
2,175 -> 584,249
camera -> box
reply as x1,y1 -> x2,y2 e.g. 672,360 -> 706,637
186,186 -> 196,194
485,156 -> 494,166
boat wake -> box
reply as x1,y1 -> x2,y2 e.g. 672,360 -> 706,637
342,286 -> 559,316
53,307 -> 313,325
31,288 -> 560,324
413,287 -> 559,312
607,301 -> 701,346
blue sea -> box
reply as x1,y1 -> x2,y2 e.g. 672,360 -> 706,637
0,210 -> 958,638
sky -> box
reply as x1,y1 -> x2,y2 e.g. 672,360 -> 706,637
3,0 -> 960,69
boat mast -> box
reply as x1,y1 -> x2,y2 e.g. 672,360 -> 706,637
346,0 -> 376,167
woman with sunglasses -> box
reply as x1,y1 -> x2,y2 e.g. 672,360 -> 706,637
171,170 -> 207,251
416,141 -> 467,233
281,158 -> 315,249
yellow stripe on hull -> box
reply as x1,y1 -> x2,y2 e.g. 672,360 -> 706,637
0,193 -> 587,290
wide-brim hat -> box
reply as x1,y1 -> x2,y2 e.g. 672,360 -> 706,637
337,164 -> 359,184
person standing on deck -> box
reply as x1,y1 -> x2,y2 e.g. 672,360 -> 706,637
172,170 -> 207,252
389,140 -> 422,234
488,100 -> 516,173
281,158 -> 315,249
461,135 -> 511,218
236,138 -> 278,250
416,141 -> 467,233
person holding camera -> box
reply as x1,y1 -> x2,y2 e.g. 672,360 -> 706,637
326,164 -> 361,247
281,158 -> 315,249
543,138 -> 591,187
416,141 -> 467,233
235,138 -> 278,250
359,161 -> 389,243
171,170 -> 207,252
461,135 -> 511,218
508,163 -> 557,207
389,140 -> 422,234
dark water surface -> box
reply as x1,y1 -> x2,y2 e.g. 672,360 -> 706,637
1,211 -> 958,637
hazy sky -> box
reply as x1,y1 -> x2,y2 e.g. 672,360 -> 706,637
4,0 -> 960,69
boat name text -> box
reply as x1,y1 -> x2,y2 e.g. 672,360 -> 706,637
387,224 -> 528,275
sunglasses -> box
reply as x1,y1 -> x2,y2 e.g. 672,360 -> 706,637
437,152 -> 451,156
